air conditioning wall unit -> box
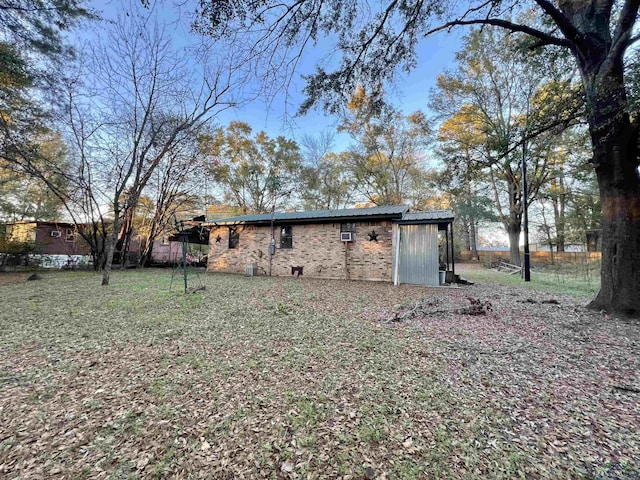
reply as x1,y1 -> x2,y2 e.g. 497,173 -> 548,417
245,263 -> 258,276
340,232 -> 353,242
50,230 -> 62,238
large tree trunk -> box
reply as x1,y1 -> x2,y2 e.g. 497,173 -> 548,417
140,240 -> 155,267
551,160 -> 566,253
586,230 -> 599,252
102,216 -> 120,286
580,57 -> 640,315
469,220 -> 479,260
507,226 -> 521,266
118,207 -> 134,269
506,180 -> 522,266
489,167 -> 523,266
138,223 -> 158,267
589,133 -> 640,315
102,234 -> 116,285
460,217 -> 471,251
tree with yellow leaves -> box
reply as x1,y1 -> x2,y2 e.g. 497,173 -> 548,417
341,87 -> 432,207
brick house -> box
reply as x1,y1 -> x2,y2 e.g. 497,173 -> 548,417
205,206 -> 455,286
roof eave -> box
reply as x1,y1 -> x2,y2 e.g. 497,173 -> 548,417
394,218 -> 454,225
204,212 -> 406,227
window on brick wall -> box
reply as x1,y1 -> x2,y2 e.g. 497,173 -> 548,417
229,227 -> 239,249
280,225 -> 293,249
341,223 -> 356,233
65,228 -> 75,242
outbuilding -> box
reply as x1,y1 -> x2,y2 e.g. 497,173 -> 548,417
204,205 -> 454,286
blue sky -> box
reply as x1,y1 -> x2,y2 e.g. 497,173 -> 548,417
87,0 -> 463,152
215,26 -> 463,149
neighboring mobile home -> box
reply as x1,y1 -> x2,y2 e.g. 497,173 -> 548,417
204,206 -> 454,286
1,221 -> 92,268
150,220 -> 209,266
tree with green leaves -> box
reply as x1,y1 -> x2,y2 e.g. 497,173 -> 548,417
0,0 -> 92,175
565,165 -> 602,252
432,27 -> 560,265
0,1 -> 90,61
298,132 -> 354,210
199,121 -> 303,213
435,105 -> 498,260
196,0 -> 640,315
299,152 -> 354,210
341,87 -> 431,207
0,1 -> 99,267
532,128 -> 597,253
0,132 -> 68,221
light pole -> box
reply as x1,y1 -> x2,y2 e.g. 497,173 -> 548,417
269,202 -> 275,276
522,137 -> 531,282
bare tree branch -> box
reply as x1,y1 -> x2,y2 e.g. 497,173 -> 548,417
426,18 -> 571,47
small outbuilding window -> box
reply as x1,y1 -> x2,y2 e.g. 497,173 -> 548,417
280,225 -> 293,249
229,227 -> 239,249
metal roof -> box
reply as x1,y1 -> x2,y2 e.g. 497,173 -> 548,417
4,221 -> 77,227
398,210 -> 455,223
205,205 -> 410,225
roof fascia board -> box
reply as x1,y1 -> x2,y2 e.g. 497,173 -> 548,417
393,219 -> 454,225
206,213 -> 405,227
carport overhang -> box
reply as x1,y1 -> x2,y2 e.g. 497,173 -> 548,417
392,210 -> 455,285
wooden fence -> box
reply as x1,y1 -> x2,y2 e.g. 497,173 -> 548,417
459,250 -> 601,265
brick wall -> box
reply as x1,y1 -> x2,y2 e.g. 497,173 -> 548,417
208,220 -> 395,281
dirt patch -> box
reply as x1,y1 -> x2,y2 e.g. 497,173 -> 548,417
0,272 -> 29,286
455,261 -> 486,272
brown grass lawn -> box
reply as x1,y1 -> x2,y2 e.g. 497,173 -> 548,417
0,267 -> 638,479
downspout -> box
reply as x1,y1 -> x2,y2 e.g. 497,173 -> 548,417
445,225 -> 450,270
269,205 -> 275,276
344,240 -> 349,280
269,227 -> 274,276
450,220 -> 455,277
181,230 -> 188,294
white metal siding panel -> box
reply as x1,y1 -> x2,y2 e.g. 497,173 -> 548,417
398,224 -> 439,286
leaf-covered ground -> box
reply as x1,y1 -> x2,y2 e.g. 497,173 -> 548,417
0,267 -> 638,479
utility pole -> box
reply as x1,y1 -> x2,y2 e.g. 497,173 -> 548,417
269,203 -> 275,276
522,138 -> 531,282
181,230 -> 188,293
268,177 -> 280,277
